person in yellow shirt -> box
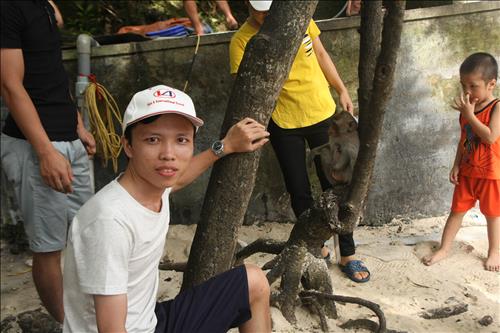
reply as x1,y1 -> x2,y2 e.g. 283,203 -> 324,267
229,0 -> 370,283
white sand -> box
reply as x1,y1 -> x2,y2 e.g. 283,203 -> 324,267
1,210 -> 499,332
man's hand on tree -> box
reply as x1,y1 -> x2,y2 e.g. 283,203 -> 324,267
222,117 -> 270,154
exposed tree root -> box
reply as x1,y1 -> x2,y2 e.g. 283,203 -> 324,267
234,239 -> 285,266
301,290 -> 387,333
339,318 -> 379,332
258,189 -> 349,325
158,189 -> 387,332
158,260 -> 187,272
233,188 -> 387,332
301,294 -> 330,332
419,302 -> 468,319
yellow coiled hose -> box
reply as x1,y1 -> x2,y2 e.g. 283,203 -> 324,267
84,81 -> 122,172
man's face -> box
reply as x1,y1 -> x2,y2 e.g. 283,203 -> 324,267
123,114 -> 194,191
460,71 -> 496,105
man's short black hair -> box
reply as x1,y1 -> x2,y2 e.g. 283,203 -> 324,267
123,115 -> 196,145
123,115 -> 161,144
460,52 -> 498,81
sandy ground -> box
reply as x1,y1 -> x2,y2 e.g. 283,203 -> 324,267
1,209 -> 499,332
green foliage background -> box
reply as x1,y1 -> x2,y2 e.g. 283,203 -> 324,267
57,0 -> 453,46
58,0 -> 243,38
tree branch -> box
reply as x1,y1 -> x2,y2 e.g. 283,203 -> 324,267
341,1 -> 406,228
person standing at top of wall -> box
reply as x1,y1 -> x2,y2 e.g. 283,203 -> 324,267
229,0 -> 371,283
183,0 -> 238,35
0,0 -> 96,323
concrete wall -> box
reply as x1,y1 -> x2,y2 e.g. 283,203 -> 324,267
59,1 -> 499,226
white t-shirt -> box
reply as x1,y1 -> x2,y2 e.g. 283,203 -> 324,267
63,179 -> 171,333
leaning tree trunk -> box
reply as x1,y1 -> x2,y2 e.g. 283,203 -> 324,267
182,1 -> 319,290
339,0 -> 406,228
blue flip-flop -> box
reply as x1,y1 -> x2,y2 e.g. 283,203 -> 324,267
339,260 -> 371,283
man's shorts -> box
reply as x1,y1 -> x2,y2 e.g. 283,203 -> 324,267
1,134 -> 93,252
154,265 -> 251,333
451,175 -> 500,217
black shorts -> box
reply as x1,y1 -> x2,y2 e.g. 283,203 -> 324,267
154,265 -> 251,333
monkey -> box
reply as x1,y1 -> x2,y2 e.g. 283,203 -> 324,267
308,111 -> 360,186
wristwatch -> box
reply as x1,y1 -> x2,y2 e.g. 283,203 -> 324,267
211,140 -> 225,157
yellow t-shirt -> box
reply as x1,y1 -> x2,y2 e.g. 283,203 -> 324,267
229,20 -> 336,129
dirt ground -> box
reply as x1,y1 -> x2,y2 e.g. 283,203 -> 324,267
1,209 -> 499,332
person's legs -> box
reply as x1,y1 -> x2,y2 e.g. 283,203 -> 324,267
423,211 -> 466,265
32,251 -> 64,322
239,264 -> 271,333
477,179 -> 500,271
424,176 -> 475,266
304,120 -> 336,258
268,119 -> 313,217
155,265 -> 269,333
485,216 -> 500,271
1,137 -> 89,323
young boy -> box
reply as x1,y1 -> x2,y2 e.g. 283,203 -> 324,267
423,52 -> 500,272
63,85 -> 272,332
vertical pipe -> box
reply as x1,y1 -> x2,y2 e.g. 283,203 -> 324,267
76,34 -> 98,192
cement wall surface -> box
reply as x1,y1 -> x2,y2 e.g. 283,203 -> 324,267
57,1 -> 499,225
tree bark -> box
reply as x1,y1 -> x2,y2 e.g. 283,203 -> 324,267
182,1 -> 319,290
340,1 -> 406,227
357,1 -> 383,119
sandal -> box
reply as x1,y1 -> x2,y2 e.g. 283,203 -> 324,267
339,260 -> 371,283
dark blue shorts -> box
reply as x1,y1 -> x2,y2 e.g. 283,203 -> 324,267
154,265 -> 251,333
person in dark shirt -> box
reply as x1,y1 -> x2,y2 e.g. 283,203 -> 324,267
0,0 -> 95,323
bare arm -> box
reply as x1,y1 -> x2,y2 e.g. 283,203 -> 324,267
76,112 -> 96,155
0,48 -> 74,193
453,94 -> 500,144
183,0 -> 205,35
48,0 -> 64,28
312,36 -> 354,113
172,118 -> 269,192
467,102 -> 500,144
94,294 -> 127,333
215,1 -> 238,29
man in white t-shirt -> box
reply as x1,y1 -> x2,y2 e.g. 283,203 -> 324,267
63,85 -> 272,333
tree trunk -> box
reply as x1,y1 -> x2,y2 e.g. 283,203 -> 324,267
182,1 -> 319,290
340,0 -> 406,227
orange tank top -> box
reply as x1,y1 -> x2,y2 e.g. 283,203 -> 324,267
459,99 -> 500,179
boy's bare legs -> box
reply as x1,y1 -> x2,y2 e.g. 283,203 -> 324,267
485,216 -> 500,271
423,211 -> 466,265
32,251 -> 64,323
240,264 -> 271,333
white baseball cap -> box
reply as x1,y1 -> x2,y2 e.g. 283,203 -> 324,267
122,85 -> 204,133
249,0 -> 273,12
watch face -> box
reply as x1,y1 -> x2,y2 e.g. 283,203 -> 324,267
213,141 -> 223,151
212,140 -> 224,156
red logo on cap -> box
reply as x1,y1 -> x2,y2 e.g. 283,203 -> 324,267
153,89 -> 176,98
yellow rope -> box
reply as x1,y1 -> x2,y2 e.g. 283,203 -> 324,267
84,82 -> 122,172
